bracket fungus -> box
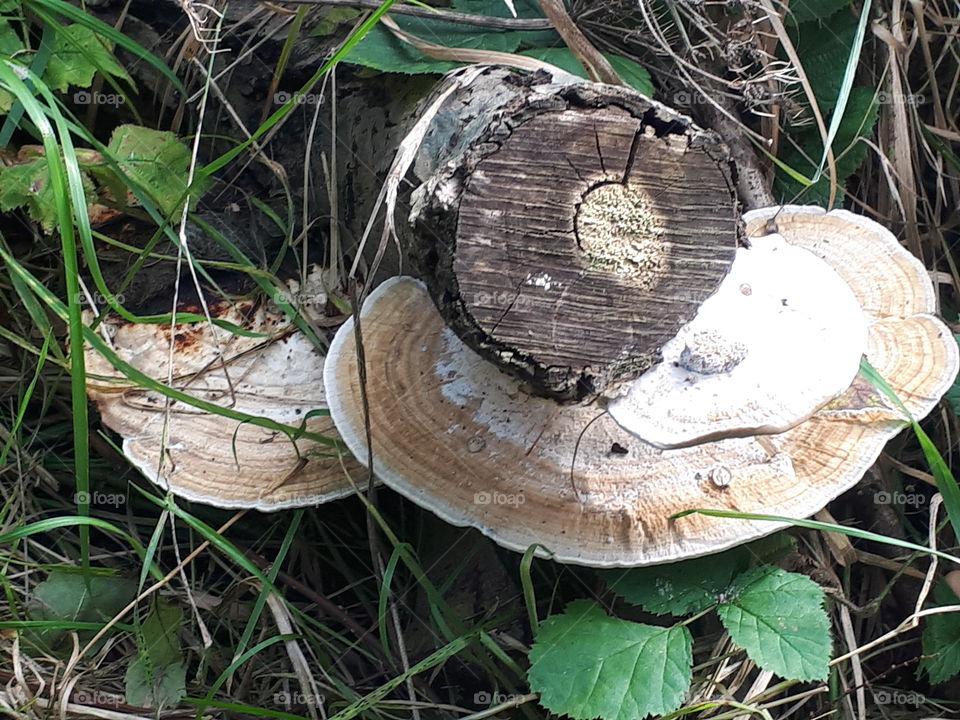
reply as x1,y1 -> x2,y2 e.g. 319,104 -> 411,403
84,279 -> 361,511
605,232 -> 869,447
325,205 -> 958,567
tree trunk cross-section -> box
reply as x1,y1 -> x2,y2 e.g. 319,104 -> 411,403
407,68 -> 742,401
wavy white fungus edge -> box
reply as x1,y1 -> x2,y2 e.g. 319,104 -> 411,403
606,233 -> 869,448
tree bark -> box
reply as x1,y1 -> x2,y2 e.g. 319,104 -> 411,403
403,67 -> 742,401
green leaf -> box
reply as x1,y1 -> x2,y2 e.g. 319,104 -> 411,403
341,0 -> 558,75
606,550 -> 748,617
519,48 -> 653,95
788,8 -> 859,113
0,20 -> 22,55
125,659 -> 187,709
142,597 -> 183,665
528,600 -> 692,720
98,124 -> 201,217
811,0 -> 871,182
0,158 -> 56,230
774,86 -> 878,205
603,534 -> 795,615
519,46 -> 590,76
341,22 -> 458,74
0,19 -> 24,112
607,54 -> 654,96
27,570 -> 137,650
786,0 -> 853,25
718,566 -> 831,681
0,155 -> 95,231
920,582 -> 960,684
28,0 -> 182,93
859,356 -> 960,548
30,571 -> 136,623
125,598 -> 187,708
43,23 -> 130,92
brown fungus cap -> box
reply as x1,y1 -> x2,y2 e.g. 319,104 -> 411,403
325,206 -> 958,566
85,290 -> 361,511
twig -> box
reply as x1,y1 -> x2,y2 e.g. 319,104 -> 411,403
756,0 -> 838,206
275,0 -> 553,30
244,549 -> 386,662
829,495 -> 949,666
58,511 -> 248,707
534,0 -> 622,85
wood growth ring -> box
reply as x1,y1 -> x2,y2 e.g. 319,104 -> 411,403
409,70 -> 741,401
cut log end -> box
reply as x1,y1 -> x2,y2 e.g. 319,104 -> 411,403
410,69 -> 741,402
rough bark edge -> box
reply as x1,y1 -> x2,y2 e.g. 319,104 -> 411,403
406,67 -> 743,401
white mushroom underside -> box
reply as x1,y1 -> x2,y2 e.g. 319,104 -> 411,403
322,206 -> 958,567
84,282 -> 362,510
607,234 -> 869,448
100,332 -> 355,510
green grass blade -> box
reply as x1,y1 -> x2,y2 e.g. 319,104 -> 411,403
377,544 -> 404,657
674,508 -> 960,565
0,244 -> 344,449
152,494 -> 283,596
0,516 -> 162,579
859,357 -> 960,545
519,544 -> 542,634
0,619 -> 136,632
478,629 -> 526,678
191,635 -> 300,720
0,59 -> 92,568
812,0 -> 872,182
328,634 -> 476,720
24,0 -> 184,92
233,512 -> 303,665
202,0 -> 397,177
186,214 -> 326,350
5,263 -> 65,361
0,22 -> 54,146
754,140 -> 814,186
0,331 -> 51,467
138,511 -> 168,591
182,697 -> 310,720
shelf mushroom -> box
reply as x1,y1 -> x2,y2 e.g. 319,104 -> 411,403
604,230 -> 869,447
324,205 -> 958,567
84,277 -> 362,511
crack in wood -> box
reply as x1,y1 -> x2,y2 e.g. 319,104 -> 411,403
623,126 -> 644,185
405,68 -> 742,401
